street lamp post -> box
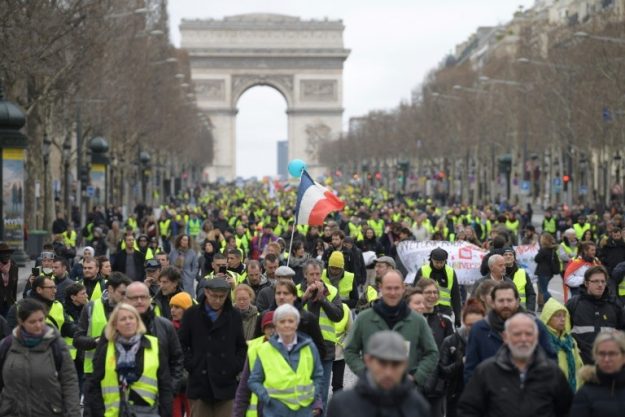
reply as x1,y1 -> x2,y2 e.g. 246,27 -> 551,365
62,134 -> 72,219
89,136 -> 109,209
42,133 -> 52,230
139,151 -> 151,203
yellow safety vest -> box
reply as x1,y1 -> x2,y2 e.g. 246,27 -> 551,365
365,285 -> 378,303
618,279 -> 625,297
559,243 -> 575,270
82,279 -> 105,302
158,219 -> 171,237
297,283 -> 338,343
102,335 -> 159,417
420,264 -> 454,308
63,230 -> 77,248
512,269 -> 528,308
505,219 -> 520,234
128,218 -> 138,231
255,342 -> 314,411
84,298 -> 108,373
543,217 -> 557,234
47,300 -> 66,330
573,223 -> 590,240
367,219 -> 385,238
245,336 -> 266,417
321,270 -> 355,302
188,218 -> 202,236
334,304 -> 351,349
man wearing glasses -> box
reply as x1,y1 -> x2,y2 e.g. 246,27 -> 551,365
567,265 -> 625,364
0,243 -> 18,317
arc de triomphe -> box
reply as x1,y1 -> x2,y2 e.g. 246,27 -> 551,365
180,14 -> 350,181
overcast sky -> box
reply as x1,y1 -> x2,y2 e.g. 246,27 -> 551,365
168,0 -> 535,178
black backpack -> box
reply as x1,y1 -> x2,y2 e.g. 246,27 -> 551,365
0,335 -> 64,390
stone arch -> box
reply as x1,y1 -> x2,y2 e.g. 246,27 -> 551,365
180,13 -> 350,180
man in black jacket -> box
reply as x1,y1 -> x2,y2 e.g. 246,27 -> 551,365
327,330 -> 430,417
567,265 -> 625,364
124,282 -> 184,398
458,313 -> 573,417
112,233 -> 145,281
178,278 -> 247,417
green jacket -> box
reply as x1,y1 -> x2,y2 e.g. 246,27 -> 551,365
344,301 -> 439,388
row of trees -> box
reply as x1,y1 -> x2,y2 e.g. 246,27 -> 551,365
0,0 -> 212,229
320,6 -> 625,207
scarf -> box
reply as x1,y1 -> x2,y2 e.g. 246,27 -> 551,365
175,249 -> 187,269
373,299 -> 409,330
19,326 -> 47,348
115,334 -> 143,387
487,309 -> 507,335
547,330 -> 578,391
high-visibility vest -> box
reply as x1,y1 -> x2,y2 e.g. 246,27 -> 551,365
559,243 -> 576,270
297,283 -> 338,343
187,218 -> 201,236
296,224 -> 309,236
512,268 -> 528,308
63,230 -> 77,248
367,219 -> 385,238
102,335 -> 159,417
543,217 -> 557,234
82,278 -> 105,301
127,217 -> 138,231
321,270 -> 355,301
245,336 -> 266,417
506,219 -> 520,234
255,342 -> 314,411
347,223 -> 362,240
366,285 -> 378,303
618,279 -> 625,297
84,299 -> 108,373
47,300 -> 66,330
420,264 -> 454,308
573,223 -> 590,240
334,303 -> 351,349
159,219 -> 171,237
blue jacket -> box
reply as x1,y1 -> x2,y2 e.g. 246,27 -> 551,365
464,314 -> 556,383
248,332 -> 324,417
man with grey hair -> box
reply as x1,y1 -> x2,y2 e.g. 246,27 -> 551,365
458,313 -> 573,417
327,330 -> 430,417
470,254 -> 511,297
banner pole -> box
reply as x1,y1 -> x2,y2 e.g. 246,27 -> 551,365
286,172 -> 305,267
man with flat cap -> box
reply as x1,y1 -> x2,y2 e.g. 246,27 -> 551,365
179,278 -> 247,417
327,330 -> 431,417
416,247 -> 462,326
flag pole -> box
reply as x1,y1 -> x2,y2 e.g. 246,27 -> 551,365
286,172 -> 303,267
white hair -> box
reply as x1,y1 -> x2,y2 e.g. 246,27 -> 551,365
273,303 -> 300,325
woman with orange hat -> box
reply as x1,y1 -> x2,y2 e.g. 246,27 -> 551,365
169,292 -> 193,417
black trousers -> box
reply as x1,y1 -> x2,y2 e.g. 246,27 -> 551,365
332,359 -> 345,392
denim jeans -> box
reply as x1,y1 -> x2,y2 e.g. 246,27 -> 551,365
537,275 -> 552,303
320,360 -> 333,415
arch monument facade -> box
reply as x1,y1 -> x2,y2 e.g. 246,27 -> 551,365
180,13 -> 350,180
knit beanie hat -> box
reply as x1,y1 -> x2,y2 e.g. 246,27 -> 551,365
170,292 -> 193,310
328,251 -> 345,269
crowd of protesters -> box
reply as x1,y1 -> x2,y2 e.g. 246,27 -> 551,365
0,182 -> 623,416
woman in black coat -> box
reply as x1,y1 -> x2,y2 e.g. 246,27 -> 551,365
534,232 -> 560,307
570,330 -> 625,417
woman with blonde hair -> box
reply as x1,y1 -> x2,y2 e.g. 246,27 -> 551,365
570,330 -> 625,416
89,303 -> 172,417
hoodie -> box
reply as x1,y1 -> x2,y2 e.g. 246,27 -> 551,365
539,298 -> 583,390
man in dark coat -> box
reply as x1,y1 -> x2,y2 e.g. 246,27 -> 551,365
112,234 -> 145,281
458,313 -> 573,417
327,330 -> 430,417
178,278 -> 247,417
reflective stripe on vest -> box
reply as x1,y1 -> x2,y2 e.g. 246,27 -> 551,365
321,270 -> 354,301
84,299 -> 108,373
512,269 -> 527,308
256,342 -> 314,410
245,337 -> 266,417
47,301 -> 65,330
334,303 -> 351,349
420,264 -> 454,307
102,335 -> 159,417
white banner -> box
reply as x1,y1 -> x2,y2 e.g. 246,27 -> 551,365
397,241 -> 539,286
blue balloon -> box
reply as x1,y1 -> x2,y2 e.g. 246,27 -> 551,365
288,159 -> 307,178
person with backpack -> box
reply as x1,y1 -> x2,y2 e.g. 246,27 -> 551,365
0,298 -> 80,416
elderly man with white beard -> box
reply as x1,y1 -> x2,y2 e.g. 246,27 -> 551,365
458,313 -> 573,417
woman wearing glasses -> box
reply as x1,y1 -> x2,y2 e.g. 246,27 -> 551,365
570,330 -> 625,416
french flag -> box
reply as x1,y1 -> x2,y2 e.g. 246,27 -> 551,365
295,170 -> 345,226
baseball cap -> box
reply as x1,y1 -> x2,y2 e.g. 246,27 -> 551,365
374,256 -> 396,269
366,331 -> 408,361
145,259 -> 161,270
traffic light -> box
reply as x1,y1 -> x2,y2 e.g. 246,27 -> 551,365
563,174 -> 570,192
